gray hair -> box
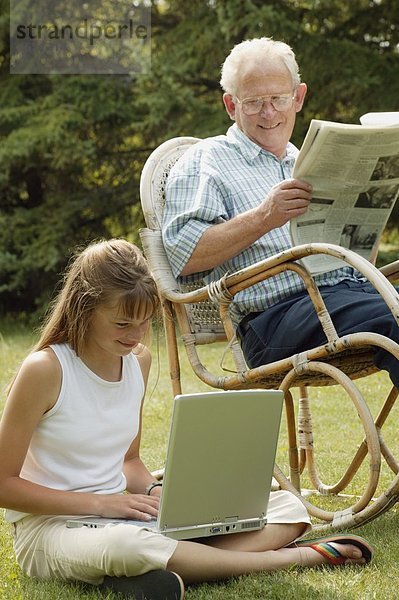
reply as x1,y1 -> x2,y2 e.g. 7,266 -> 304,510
220,37 -> 301,96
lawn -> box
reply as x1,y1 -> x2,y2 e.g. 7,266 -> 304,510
1,318 -> 399,599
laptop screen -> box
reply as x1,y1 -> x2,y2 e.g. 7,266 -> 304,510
158,389 -> 284,535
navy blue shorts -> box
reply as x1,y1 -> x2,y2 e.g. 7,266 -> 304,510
237,280 -> 399,388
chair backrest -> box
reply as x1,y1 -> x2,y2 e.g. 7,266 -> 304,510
140,136 -> 200,231
139,137 -> 227,339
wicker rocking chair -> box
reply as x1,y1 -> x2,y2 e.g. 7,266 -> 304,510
140,136 -> 399,532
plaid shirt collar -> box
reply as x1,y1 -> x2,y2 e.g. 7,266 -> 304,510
226,123 -> 298,164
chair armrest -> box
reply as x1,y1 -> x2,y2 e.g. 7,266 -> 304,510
224,243 -> 398,302
379,260 -> 399,282
140,231 -> 399,326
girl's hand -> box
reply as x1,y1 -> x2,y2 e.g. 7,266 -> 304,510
97,493 -> 160,521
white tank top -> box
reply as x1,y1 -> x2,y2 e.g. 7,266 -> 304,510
5,343 -> 144,522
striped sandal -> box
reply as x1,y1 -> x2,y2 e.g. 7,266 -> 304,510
293,534 -> 373,566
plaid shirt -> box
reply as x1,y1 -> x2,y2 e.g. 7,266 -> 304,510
162,124 -> 362,326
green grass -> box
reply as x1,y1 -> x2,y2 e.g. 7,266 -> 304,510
1,321 -> 399,599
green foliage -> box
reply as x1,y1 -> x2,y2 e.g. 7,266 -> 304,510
1,0 -> 399,315
0,65 -> 146,312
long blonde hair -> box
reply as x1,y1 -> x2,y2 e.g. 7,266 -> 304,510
34,239 -> 159,356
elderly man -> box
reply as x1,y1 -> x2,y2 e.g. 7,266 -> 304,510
162,37 -> 399,388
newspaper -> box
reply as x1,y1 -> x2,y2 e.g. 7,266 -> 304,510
290,113 -> 399,274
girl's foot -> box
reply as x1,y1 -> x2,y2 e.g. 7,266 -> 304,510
98,569 -> 185,599
292,534 -> 373,567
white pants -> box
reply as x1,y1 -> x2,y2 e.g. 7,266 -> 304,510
12,515 -> 178,585
11,491 -> 311,585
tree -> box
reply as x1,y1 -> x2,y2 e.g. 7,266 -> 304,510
1,0 -> 150,312
146,0 -> 399,143
1,0 -> 398,315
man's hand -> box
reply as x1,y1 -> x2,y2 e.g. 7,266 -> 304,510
181,178 -> 312,276
258,178 -> 312,230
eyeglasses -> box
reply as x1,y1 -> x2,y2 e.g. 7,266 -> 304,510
234,93 -> 296,115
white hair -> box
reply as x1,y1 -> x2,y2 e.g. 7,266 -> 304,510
220,37 -> 301,96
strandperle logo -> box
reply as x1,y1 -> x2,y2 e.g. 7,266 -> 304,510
15,19 -> 148,46
10,0 -> 151,75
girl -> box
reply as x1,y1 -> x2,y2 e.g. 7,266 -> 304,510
0,239 -> 372,599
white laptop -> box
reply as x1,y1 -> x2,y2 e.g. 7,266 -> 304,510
66,389 -> 284,540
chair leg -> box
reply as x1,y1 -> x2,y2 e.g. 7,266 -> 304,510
374,385 -> 399,474
277,382 -> 399,531
162,300 -> 182,396
298,386 -> 313,476
277,360 -> 383,528
284,390 -> 301,491
333,385 -> 399,483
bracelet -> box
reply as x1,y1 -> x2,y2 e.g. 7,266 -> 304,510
145,481 -> 163,496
